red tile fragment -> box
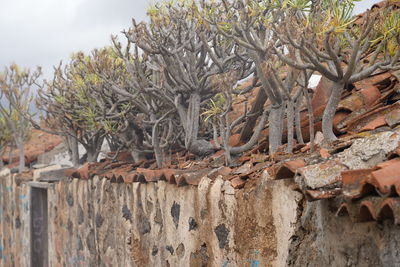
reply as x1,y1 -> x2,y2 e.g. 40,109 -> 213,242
346,102 -> 400,133
230,177 -> 246,189
312,77 -> 333,115
333,110 -> 351,132
353,72 -> 392,89
305,188 -> 341,200
136,168 -> 161,182
124,173 -> 136,184
360,116 -> 386,132
218,166 -> 232,177
385,109 -> 400,127
375,157 -> 400,169
77,163 -> 90,180
178,169 -> 211,186
337,93 -> 364,113
300,144 -> 311,153
359,85 -> 381,106
319,148 -> 330,159
272,159 -> 305,180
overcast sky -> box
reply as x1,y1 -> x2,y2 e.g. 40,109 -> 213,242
0,0 -> 379,80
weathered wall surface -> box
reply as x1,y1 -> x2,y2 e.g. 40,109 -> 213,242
0,169 -> 30,266
1,169 -> 400,267
287,199 -> 400,267
46,176 -> 301,267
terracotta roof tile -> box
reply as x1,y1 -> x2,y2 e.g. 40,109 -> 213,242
370,160 -> 400,196
337,197 -> 400,224
2,129 -> 63,167
270,159 -> 306,180
341,158 -> 400,199
177,169 -> 211,186
305,188 -> 342,201
230,177 -> 247,189
346,102 -> 400,133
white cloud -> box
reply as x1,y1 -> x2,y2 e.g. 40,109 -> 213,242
0,0 -> 150,78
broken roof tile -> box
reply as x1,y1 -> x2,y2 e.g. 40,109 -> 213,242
346,102 -> 400,133
353,71 -> 392,90
177,169 -> 211,186
359,85 -> 382,107
230,177 -> 247,189
305,188 -> 342,200
359,116 -> 387,132
272,159 -> 306,180
319,148 -> 330,159
385,109 -> 400,127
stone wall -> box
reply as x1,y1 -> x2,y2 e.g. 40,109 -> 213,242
1,169 -> 400,267
0,169 -> 30,266
287,199 -> 400,267
0,171 -> 301,266
46,176 -> 302,266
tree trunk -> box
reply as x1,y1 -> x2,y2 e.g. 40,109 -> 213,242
152,123 -> 163,168
295,95 -> 304,145
131,150 -> 143,163
17,138 -> 25,173
176,93 -> 214,156
304,88 -> 315,152
286,100 -> 295,153
219,115 -> 231,166
269,105 -> 284,154
86,147 -> 99,163
0,149 -> 4,168
185,93 -> 201,149
239,87 -> 267,142
69,136 -> 80,167
230,110 -> 268,155
322,82 -> 344,142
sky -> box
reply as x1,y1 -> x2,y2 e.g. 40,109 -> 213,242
0,0 -> 380,80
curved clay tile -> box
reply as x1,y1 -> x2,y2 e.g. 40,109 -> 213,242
273,159 -> 305,180
123,173 -> 136,184
341,168 -> 375,199
336,202 -> 361,222
359,201 -> 377,222
380,198 -> 400,224
359,86 -> 382,107
336,203 -> 350,217
305,188 -> 341,200
159,169 -> 177,184
370,160 -> 400,195
378,200 -> 396,223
